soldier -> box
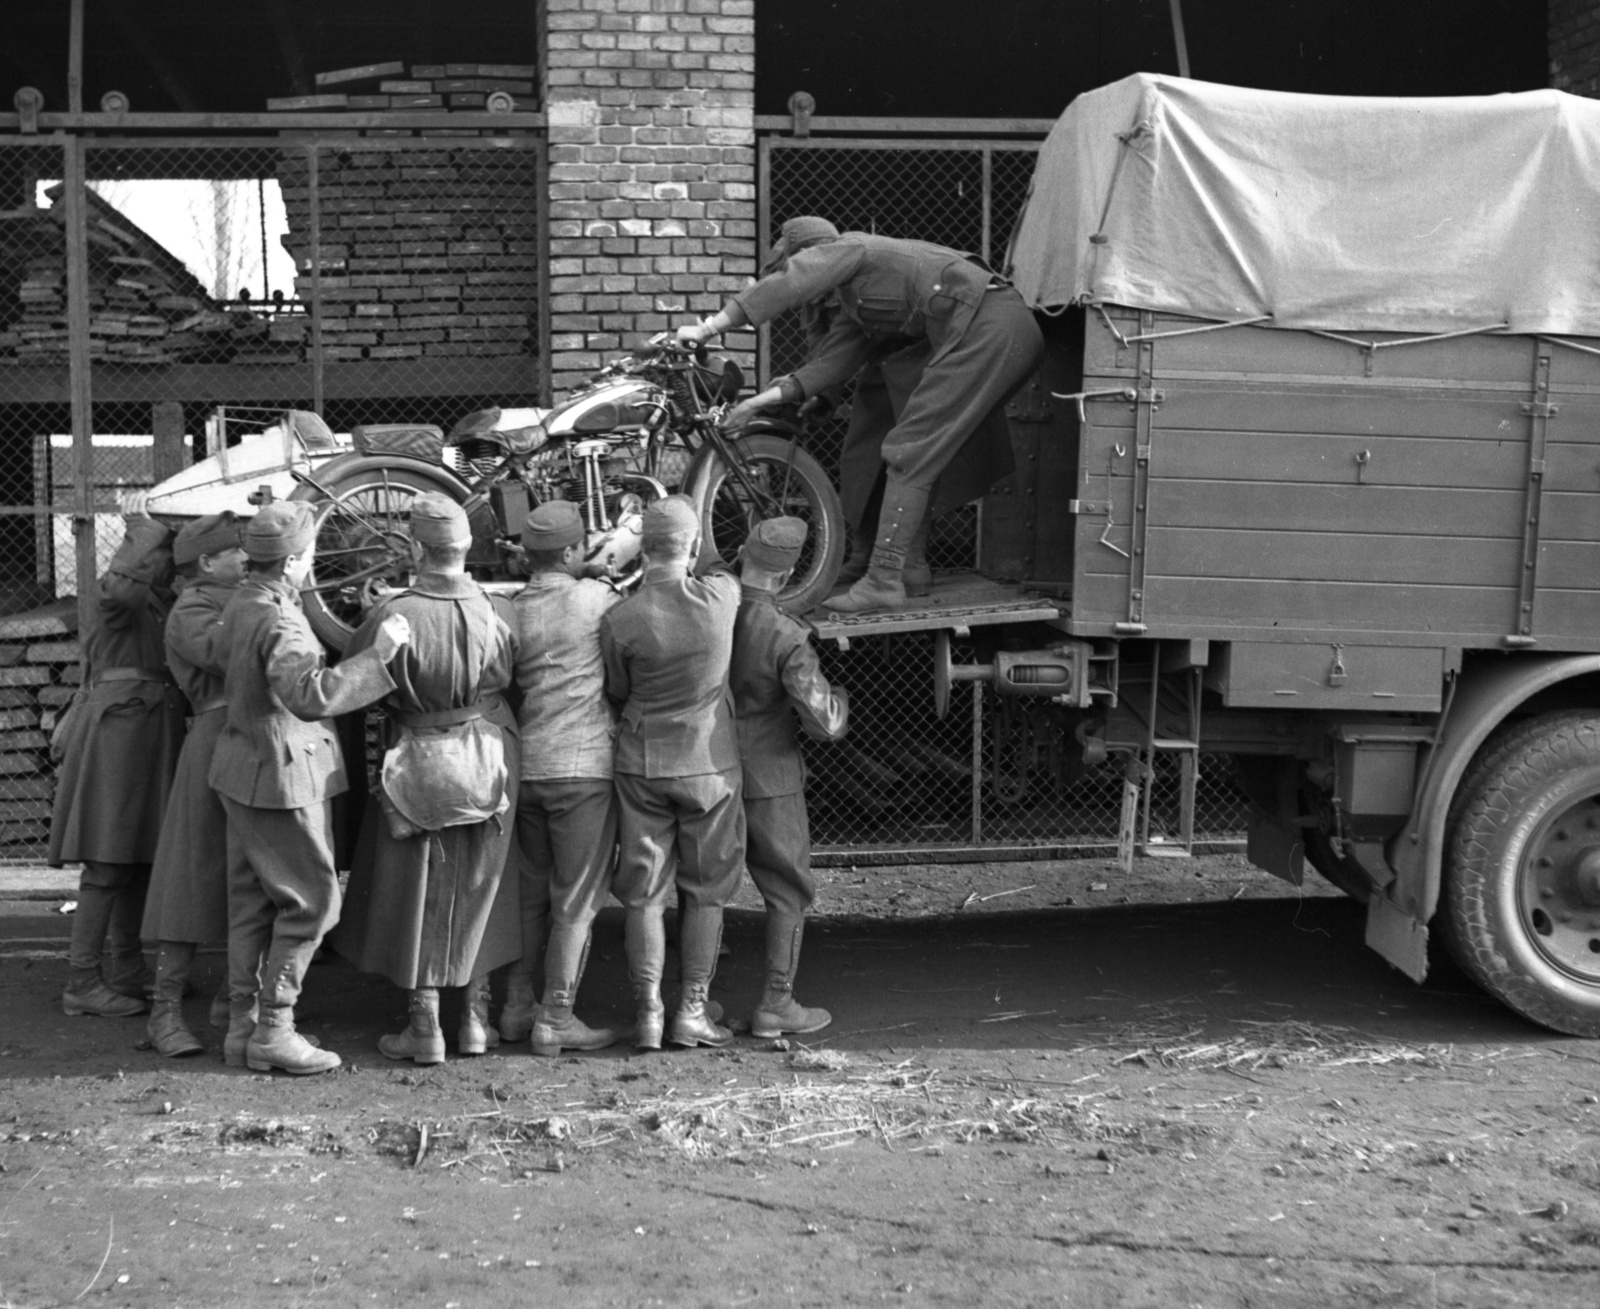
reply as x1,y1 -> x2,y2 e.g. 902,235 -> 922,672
51,498 -> 187,1018
209,501 -> 409,1076
504,500 -> 622,1056
141,512 -> 250,1057
601,496 -> 743,1050
333,493 -> 523,1064
678,221 -> 1045,613
731,518 -> 850,1037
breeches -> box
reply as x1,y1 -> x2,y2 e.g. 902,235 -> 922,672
613,769 -> 744,912
515,777 -> 617,930
221,797 -> 339,1010
744,793 -> 815,917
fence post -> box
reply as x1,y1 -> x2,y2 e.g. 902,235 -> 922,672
307,143 -> 324,415
62,137 -> 96,634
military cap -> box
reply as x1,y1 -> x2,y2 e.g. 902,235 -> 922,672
107,515 -> 177,583
743,516 -> 808,571
521,499 -> 584,552
244,501 -> 316,562
410,491 -> 471,546
173,511 -> 246,566
640,494 -> 699,545
762,215 -> 840,273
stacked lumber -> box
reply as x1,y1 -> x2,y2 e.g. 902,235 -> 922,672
0,601 -> 78,851
275,144 -> 538,362
0,191 -> 295,367
267,61 -> 537,126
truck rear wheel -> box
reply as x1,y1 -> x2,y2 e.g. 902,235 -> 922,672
1445,712 -> 1600,1037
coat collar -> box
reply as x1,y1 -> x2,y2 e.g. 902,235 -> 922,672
246,575 -> 303,607
409,571 -> 480,599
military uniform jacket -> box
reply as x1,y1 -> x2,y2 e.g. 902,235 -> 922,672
513,570 -> 621,781
49,516 -> 186,866
208,576 -> 396,810
730,586 -> 849,799
601,567 -> 741,778
733,234 -> 994,398
165,578 -> 231,710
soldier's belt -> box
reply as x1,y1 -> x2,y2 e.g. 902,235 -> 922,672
94,667 -> 174,686
395,699 -> 489,730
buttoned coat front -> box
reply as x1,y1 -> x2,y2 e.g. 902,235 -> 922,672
600,568 -> 742,778
332,575 -> 523,989
207,577 -> 395,810
49,517 -> 186,866
142,577 -> 235,943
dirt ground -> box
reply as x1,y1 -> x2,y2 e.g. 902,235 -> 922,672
3,854 -> 1600,1308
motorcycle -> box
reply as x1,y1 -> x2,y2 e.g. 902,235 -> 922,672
288,338 -> 845,649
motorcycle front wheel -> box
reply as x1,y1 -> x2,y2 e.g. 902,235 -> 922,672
289,457 -> 476,651
683,432 -> 845,615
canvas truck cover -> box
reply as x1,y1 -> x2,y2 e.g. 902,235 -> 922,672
1007,74 -> 1600,336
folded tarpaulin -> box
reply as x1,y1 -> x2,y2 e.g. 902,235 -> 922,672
1007,73 -> 1600,336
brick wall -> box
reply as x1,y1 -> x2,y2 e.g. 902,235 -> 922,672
1551,0 -> 1600,95
544,0 -> 756,397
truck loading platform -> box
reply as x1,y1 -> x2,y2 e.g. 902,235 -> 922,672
807,572 -> 1065,646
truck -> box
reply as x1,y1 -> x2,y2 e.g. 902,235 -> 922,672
808,73 -> 1600,1037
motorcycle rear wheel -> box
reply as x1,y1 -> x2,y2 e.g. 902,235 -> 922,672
684,432 -> 845,615
289,458 -> 475,651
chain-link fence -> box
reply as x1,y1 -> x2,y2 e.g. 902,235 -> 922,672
759,136 -> 1248,853
0,132 -> 545,857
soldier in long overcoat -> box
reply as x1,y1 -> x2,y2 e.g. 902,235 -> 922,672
678,222 -> 1045,613
141,512 -> 250,1056
601,496 -> 745,1050
332,494 -> 523,1064
51,502 -> 186,1018
210,501 -> 409,1075
730,518 -> 850,1037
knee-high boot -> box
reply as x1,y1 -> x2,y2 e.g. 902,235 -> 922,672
499,906 -> 547,1043
750,913 -> 832,1038
669,905 -> 731,1048
106,878 -> 154,1000
62,885 -> 145,1017
625,907 -> 666,1050
147,942 -> 204,1057
531,924 -> 618,1056
823,481 -> 930,614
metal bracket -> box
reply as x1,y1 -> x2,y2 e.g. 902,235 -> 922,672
13,87 -> 43,134
1067,499 -> 1111,515
1126,314 -> 1158,628
1510,349 -> 1553,641
787,91 -> 815,138
1520,400 -> 1559,419
1006,375 -> 1053,423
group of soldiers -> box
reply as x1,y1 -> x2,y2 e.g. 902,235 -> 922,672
50,492 -> 846,1075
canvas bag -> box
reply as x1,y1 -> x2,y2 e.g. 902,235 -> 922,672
378,593 -> 509,836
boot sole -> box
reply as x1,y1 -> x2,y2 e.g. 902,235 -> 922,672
751,1018 -> 833,1039
531,1035 -> 618,1057
153,1037 -> 206,1057
62,1000 -> 146,1018
378,1042 -> 444,1065
245,1056 -> 341,1075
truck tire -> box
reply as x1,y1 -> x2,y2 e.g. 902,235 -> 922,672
1445,711 -> 1600,1037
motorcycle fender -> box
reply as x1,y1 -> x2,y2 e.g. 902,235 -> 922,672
287,451 -> 472,504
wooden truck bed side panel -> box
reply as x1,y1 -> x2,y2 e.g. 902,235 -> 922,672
1065,308 -> 1600,652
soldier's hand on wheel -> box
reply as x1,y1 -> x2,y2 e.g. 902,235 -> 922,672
118,489 -> 151,519
725,397 -> 769,431
372,613 -> 412,660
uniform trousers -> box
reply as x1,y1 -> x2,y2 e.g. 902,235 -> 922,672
744,793 -> 815,917
516,778 -> 618,932
879,287 -> 1043,496
613,769 -> 745,911
221,797 -> 339,1010
70,861 -> 150,974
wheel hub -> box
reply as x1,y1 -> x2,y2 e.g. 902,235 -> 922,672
1520,794 -> 1600,981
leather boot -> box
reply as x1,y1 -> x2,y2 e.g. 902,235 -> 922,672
669,906 -> 731,1047
247,1004 -> 341,1076
750,914 -> 832,1038
146,942 -> 203,1057
498,969 -> 538,1043
62,885 -> 146,1017
835,536 -> 872,586
457,976 -> 500,1056
823,482 -> 930,614
209,984 -> 231,1031
380,988 -> 446,1065
626,907 -> 666,1050
902,515 -> 932,598
106,880 -> 155,1000
223,997 -> 258,1068
531,927 -> 618,1057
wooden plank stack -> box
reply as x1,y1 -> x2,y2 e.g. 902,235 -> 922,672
0,601 -> 77,852
267,61 -> 538,120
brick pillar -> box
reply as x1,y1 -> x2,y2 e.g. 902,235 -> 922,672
544,0 -> 756,397
1551,0 -> 1600,95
